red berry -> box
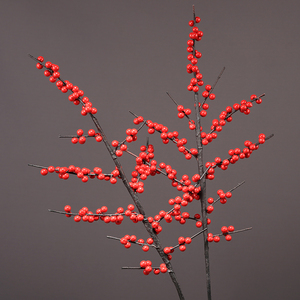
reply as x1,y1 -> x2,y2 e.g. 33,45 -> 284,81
45,61 -> 52,68
196,221 -> 203,228
88,129 -> 95,136
213,236 -> 220,243
147,238 -> 153,245
111,140 -> 119,147
209,93 -> 215,100
200,110 -> 207,117
74,215 -> 81,222
221,226 -> 228,234
179,245 -> 186,252
185,237 -> 192,244
207,205 -> 214,214
40,168 -> 48,176
115,150 -> 123,157
207,236 -> 214,242
225,235 -> 232,241
64,205 -> 71,213
36,63 -> 43,69
142,245 -> 149,252
81,176 -> 88,182
228,225 -> 235,232
78,136 -> 86,144
49,76 -> 56,83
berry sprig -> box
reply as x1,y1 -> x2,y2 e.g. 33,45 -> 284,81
59,129 -> 103,144
164,227 -> 207,255
51,203 -> 157,225
186,16 -> 204,94
207,226 -> 252,243
130,109 -> 199,160
29,163 -> 121,184
107,234 -> 157,252
205,181 -> 245,215
30,55 -> 98,116
200,94 -> 265,146
166,92 -> 196,131
108,117 -> 147,158
122,261 -> 168,276
200,133 -> 273,181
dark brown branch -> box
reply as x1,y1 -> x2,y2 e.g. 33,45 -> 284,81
192,7 -> 212,299
88,113 -> 185,299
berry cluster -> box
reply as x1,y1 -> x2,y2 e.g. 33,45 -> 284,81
200,94 -> 263,145
207,225 -> 235,243
139,260 -> 168,275
36,56 -> 97,116
70,129 -> 103,144
203,133 -> 267,179
146,119 -> 198,160
186,17 -> 204,93
63,205 -> 141,225
40,165 -> 120,184
119,234 -> 154,252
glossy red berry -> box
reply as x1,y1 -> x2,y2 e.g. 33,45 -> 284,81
40,168 -> 48,176
228,225 -> 235,232
179,245 -> 186,252
207,236 -> 214,242
71,137 -> 78,144
74,215 -> 81,222
78,136 -> 86,144
225,235 -> 232,241
88,129 -> 95,136
64,205 -> 71,213
207,205 -> 214,213
209,93 -> 215,100
36,63 -> 43,69
195,221 -> 202,229
213,236 -> 220,243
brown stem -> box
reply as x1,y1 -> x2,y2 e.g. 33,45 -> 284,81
88,113 -> 185,299
194,91 -> 212,300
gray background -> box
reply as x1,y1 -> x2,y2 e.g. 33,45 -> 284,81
1,0 -> 299,299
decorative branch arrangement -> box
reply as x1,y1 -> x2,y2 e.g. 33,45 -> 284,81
29,6 -> 273,300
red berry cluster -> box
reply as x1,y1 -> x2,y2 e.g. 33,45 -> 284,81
201,134 -> 267,182
139,260 -> 168,275
64,205 -> 126,224
207,225 -> 235,243
146,120 -> 198,160
205,190 -> 233,214
40,165 -> 120,184
120,235 -> 154,253
186,17 -> 204,93
176,105 -> 197,131
36,56 -> 97,116
110,126 -> 142,158
200,94 -> 263,146
133,116 -> 145,125
71,129 -> 103,144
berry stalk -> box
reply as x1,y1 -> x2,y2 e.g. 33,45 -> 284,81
89,113 -> 186,299
191,5 -> 212,299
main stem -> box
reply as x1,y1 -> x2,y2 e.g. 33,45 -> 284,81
89,114 -> 185,300
194,92 -> 212,300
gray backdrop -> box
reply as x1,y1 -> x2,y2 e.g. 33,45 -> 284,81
1,0 -> 299,299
